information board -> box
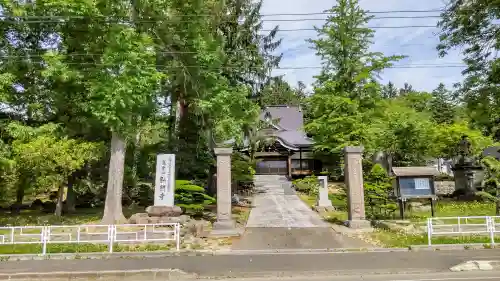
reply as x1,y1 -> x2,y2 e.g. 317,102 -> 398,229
398,177 -> 434,197
414,178 -> 431,190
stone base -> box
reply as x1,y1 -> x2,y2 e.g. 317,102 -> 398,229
127,205 -> 185,224
146,205 -> 182,217
210,220 -> 241,237
313,205 -> 336,214
346,219 -> 372,229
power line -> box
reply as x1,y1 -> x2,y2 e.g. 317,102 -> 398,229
0,10 -> 446,20
1,61 -> 464,69
0,15 -> 443,23
0,50 -> 450,58
260,10 -> 445,16
259,26 -> 437,32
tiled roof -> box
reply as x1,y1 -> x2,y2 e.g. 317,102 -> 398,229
260,105 -> 304,131
392,167 -> 440,177
260,105 -> 313,149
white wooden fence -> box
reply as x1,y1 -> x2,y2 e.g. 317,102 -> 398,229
0,223 -> 181,255
427,216 -> 500,246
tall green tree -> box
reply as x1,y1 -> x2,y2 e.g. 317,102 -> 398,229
305,0 -> 403,153
438,0 -> 500,140
259,77 -> 306,106
368,100 -> 436,168
381,81 -> 398,99
430,83 -> 457,124
39,0 -> 165,223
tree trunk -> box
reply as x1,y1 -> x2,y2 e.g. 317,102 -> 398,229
101,131 -> 127,224
12,184 -> 25,214
54,185 -> 64,216
65,174 -> 76,213
496,184 -> 500,216
386,153 -> 394,176
131,128 -> 141,191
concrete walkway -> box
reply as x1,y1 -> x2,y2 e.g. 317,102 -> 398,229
232,176 -> 369,250
245,179 -> 327,228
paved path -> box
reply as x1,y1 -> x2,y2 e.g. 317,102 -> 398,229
1,250 -> 499,277
245,180 -> 327,228
232,176 -> 372,250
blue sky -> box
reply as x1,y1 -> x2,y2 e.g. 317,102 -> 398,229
261,0 -> 465,92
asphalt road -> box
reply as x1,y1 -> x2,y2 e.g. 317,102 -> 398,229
214,272 -> 500,281
0,249 -> 499,278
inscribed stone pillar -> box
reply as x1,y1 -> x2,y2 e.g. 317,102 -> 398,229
316,176 -> 333,208
212,148 -> 238,234
343,146 -> 371,229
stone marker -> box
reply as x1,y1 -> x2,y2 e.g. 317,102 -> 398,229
127,153 -> 180,225
343,146 -> 371,229
211,147 -> 239,236
154,154 -> 175,207
316,176 -> 334,211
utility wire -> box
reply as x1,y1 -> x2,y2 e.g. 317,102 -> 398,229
0,9 -> 447,19
0,61 -> 465,69
0,15 -> 443,22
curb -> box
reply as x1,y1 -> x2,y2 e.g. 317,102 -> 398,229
0,245 -> 496,261
450,260 -> 500,272
0,269 -> 197,280
0,248 -> 411,261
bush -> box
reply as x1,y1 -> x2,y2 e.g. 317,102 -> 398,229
364,164 -> 397,219
293,175 -> 319,196
231,152 -> 256,183
174,180 -> 215,215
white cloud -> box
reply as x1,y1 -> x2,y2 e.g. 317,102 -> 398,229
261,0 -> 464,92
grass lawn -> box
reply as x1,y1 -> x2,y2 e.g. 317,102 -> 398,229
368,229 -> 499,248
0,205 -> 144,226
0,203 -> 248,255
232,205 -> 251,226
0,243 -> 176,256
406,201 -> 496,221
298,193 -> 348,224
297,191 -> 499,247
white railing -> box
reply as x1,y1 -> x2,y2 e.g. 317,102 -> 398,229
0,223 -> 181,255
427,216 -> 500,246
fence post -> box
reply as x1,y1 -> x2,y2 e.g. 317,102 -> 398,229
427,218 -> 432,247
488,216 -> 495,247
108,225 -> 115,253
176,223 -> 180,251
41,226 -> 48,256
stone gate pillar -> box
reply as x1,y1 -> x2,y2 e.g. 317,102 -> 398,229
343,146 -> 371,229
212,147 -> 238,236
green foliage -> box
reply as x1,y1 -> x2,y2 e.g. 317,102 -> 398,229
5,122 -> 102,200
306,0 -> 404,154
231,152 -> 255,183
433,122 -> 494,158
430,83 -> 457,124
292,175 -> 319,196
367,100 -> 436,166
364,164 -> 397,219
481,157 -> 500,214
174,180 -> 215,215
438,0 -> 500,140
259,78 -> 306,107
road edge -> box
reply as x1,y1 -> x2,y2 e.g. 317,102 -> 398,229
0,244 -> 496,261
0,268 -> 198,281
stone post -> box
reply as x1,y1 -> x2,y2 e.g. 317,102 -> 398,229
343,146 -> 371,229
316,176 -> 333,210
212,147 -> 238,236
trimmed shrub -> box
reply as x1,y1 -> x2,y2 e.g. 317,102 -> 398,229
174,180 -> 215,215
